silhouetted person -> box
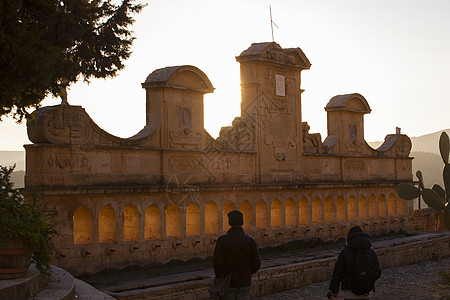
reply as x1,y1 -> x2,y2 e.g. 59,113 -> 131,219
213,210 -> 261,300
328,226 -> 381,300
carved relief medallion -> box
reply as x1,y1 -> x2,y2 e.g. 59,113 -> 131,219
46,108 -> 91,144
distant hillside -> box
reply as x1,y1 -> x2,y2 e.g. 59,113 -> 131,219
10,170 -> 25,189
0,150 -> 25,171
411,151 -> 443,188
369,129 -> 450,155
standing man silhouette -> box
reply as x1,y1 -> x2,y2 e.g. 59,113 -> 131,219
213,210 -> 261,300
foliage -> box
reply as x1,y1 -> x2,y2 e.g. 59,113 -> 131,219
0,165 -> 57,276
397,132 -> 450,229
0,0 -> 145,122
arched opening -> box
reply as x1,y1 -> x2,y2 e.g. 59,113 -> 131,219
348,195 -> 357,221
73,206 -> 93,244
397,196 -> 405,216
388,193 -> 396,217
299,198 -> 309,226
186,203 -> 201,236
369,194 -> 377,219
270,198 -> 282,228
337,196 -> 346,222
240,201 -> 253,231
223,201 -> 236,232
123,205 -> 139,242
379,195 -> 387,218
256,200 -> 268,229
312,197 -> 322,224
165,204 -> 181,238
325,197 -> 334,223
205,201 -> 219,235
99,204 -> 117,243
285,198 -> 296,227
358,195 -> 367,220
145,205 -> 161,240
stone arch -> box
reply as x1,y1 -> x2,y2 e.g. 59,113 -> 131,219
299,197 -> 309,226
99,204 -> 117,243
285,198 -> 296,227
240,200 -> 253,231
256,200 -> 268,229
145,205 -> 161,240
205,201 -> 219,235
348,195 -> 357,221
379,194 -> 387,218
223,201 -> 236,232
271,198 -> 282,228
397,196 -> 405,216
388,193 -> 396,217
73,206 -> 93,244
358,195 -> 367,220
312,197 -> 322,224
369,194 -> 377,219
186,202 -> 201,237
143,65 -> 215,94
325,196 -> 334,223
337,196 -> 346,222
123,205 -> 139,242
165,204 -> 181,238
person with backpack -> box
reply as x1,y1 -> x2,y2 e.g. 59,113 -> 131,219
327,226 -> 381,299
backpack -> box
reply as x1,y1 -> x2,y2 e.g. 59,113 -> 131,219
350,248 -> 375,295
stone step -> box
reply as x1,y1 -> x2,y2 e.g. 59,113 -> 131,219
32,265 -> 75,300
74,278 -> 116,299
0,263 -> 116,300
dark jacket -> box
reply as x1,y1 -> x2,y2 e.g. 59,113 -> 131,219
329,232 -> 381,294
213,226 -> 261,288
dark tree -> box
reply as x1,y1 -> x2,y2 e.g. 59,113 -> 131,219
0,0 -> 145,121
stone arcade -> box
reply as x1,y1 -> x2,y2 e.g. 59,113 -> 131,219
25,42 -> 414,276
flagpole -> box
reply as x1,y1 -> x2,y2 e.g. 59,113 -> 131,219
270,5 -> 274,42
270,5 -> 279,42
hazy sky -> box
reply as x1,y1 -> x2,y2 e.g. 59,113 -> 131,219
1,0 -> 450,150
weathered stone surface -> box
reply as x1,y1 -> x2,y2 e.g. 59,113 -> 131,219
23,42 -> 424,276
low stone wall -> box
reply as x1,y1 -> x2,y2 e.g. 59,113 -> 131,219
0,265 -> 45,300
105,232 -> 450,300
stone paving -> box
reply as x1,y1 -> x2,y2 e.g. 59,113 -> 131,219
255,256 -> 450,300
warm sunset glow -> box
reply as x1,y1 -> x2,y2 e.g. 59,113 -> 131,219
1,0 -> 450,150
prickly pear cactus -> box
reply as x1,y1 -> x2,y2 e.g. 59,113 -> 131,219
397,131 -> 450,229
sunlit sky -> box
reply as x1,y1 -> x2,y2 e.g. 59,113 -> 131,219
1,0 -> 450,150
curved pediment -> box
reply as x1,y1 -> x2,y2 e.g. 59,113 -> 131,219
236,42 -> 311,70
325,93 -> 371,114
142,65 -> 214,93
27,104 -> 159,147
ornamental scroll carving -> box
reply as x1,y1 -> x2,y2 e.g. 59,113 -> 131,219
168,157 -> 202,172
47,152 -> 89,170
28,105 -> 92,145
344,160 -> 365,172
264,114 -> 296,160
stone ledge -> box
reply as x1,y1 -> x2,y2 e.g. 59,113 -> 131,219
30,265 -> 75,300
